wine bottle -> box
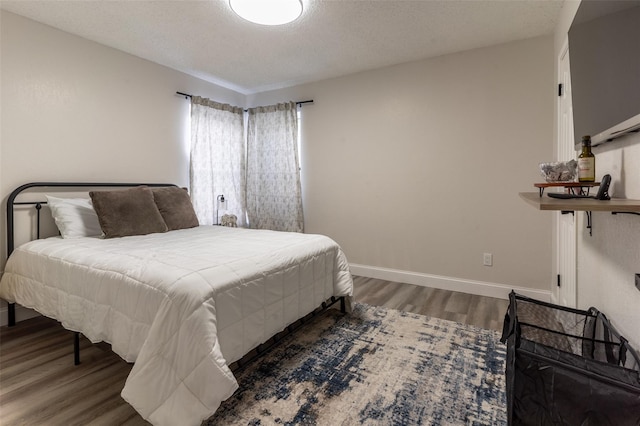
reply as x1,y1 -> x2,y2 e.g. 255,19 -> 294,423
578,135 -> 595,182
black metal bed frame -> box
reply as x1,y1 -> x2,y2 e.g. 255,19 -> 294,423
4,182 -> 346,366
5,182 -> 178,366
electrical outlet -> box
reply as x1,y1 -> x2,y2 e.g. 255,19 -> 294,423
483,253 -> 493,267
635,274 -> 640,291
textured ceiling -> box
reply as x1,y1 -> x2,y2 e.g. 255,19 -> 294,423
0,0 -> 565,95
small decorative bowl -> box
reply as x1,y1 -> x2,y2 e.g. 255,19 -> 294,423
539,160 -> 577,182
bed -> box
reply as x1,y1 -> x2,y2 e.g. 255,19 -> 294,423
0,182 -> 353,426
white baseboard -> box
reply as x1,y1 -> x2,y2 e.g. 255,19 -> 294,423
349,263 -> 551,302
0,305 -> 41,327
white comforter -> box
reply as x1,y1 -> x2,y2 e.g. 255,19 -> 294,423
0,226 -> 353,425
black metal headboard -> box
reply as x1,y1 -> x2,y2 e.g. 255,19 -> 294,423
5,182 -> 178,326
6,182 -> 177,256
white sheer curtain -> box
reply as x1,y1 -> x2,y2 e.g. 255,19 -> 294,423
246,102 -> 303,232
189,96 -> 246,226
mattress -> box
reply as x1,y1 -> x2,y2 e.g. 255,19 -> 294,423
0,225 -> 353,425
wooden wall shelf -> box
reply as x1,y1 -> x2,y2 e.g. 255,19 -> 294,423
519,192 -> 640,212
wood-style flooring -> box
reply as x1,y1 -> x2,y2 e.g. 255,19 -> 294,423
352,276 -> 509,332
0,276 -> 509,425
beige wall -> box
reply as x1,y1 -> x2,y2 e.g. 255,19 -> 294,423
1,10 -> 557,321
0,11 -> 244,323
0,11 -> 243,255
554,1 -> 640,349
2,0 -> 637,350
249,36 -> 555,299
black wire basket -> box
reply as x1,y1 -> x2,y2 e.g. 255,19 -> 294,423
501,291 -> 640,425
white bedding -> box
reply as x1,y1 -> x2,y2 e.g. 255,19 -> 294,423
0,225 -> 353,425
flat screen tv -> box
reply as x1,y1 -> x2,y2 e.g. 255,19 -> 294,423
568,0 -> 640,148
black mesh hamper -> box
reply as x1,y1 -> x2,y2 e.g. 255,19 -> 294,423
500,291 -> 640,425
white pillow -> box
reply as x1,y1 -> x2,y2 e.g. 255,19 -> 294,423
46,195 -> 103,238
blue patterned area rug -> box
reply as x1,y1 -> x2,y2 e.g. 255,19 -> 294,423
205,303 -> 506,425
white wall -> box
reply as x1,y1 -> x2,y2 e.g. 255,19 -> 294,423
554,1 -> 640,349
249,36 -> 555,300
580,138 -> 640,349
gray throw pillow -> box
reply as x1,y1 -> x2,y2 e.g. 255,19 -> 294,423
90,186 -> 168,238
152,187 -> 199,231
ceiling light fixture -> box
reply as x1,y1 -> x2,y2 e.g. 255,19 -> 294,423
229,0 -> 303,26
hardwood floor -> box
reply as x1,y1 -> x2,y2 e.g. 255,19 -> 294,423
0,277 -> 509,425
352,276 -> 509,332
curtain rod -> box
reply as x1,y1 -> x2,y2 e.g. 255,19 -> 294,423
176,91 -> 313,107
